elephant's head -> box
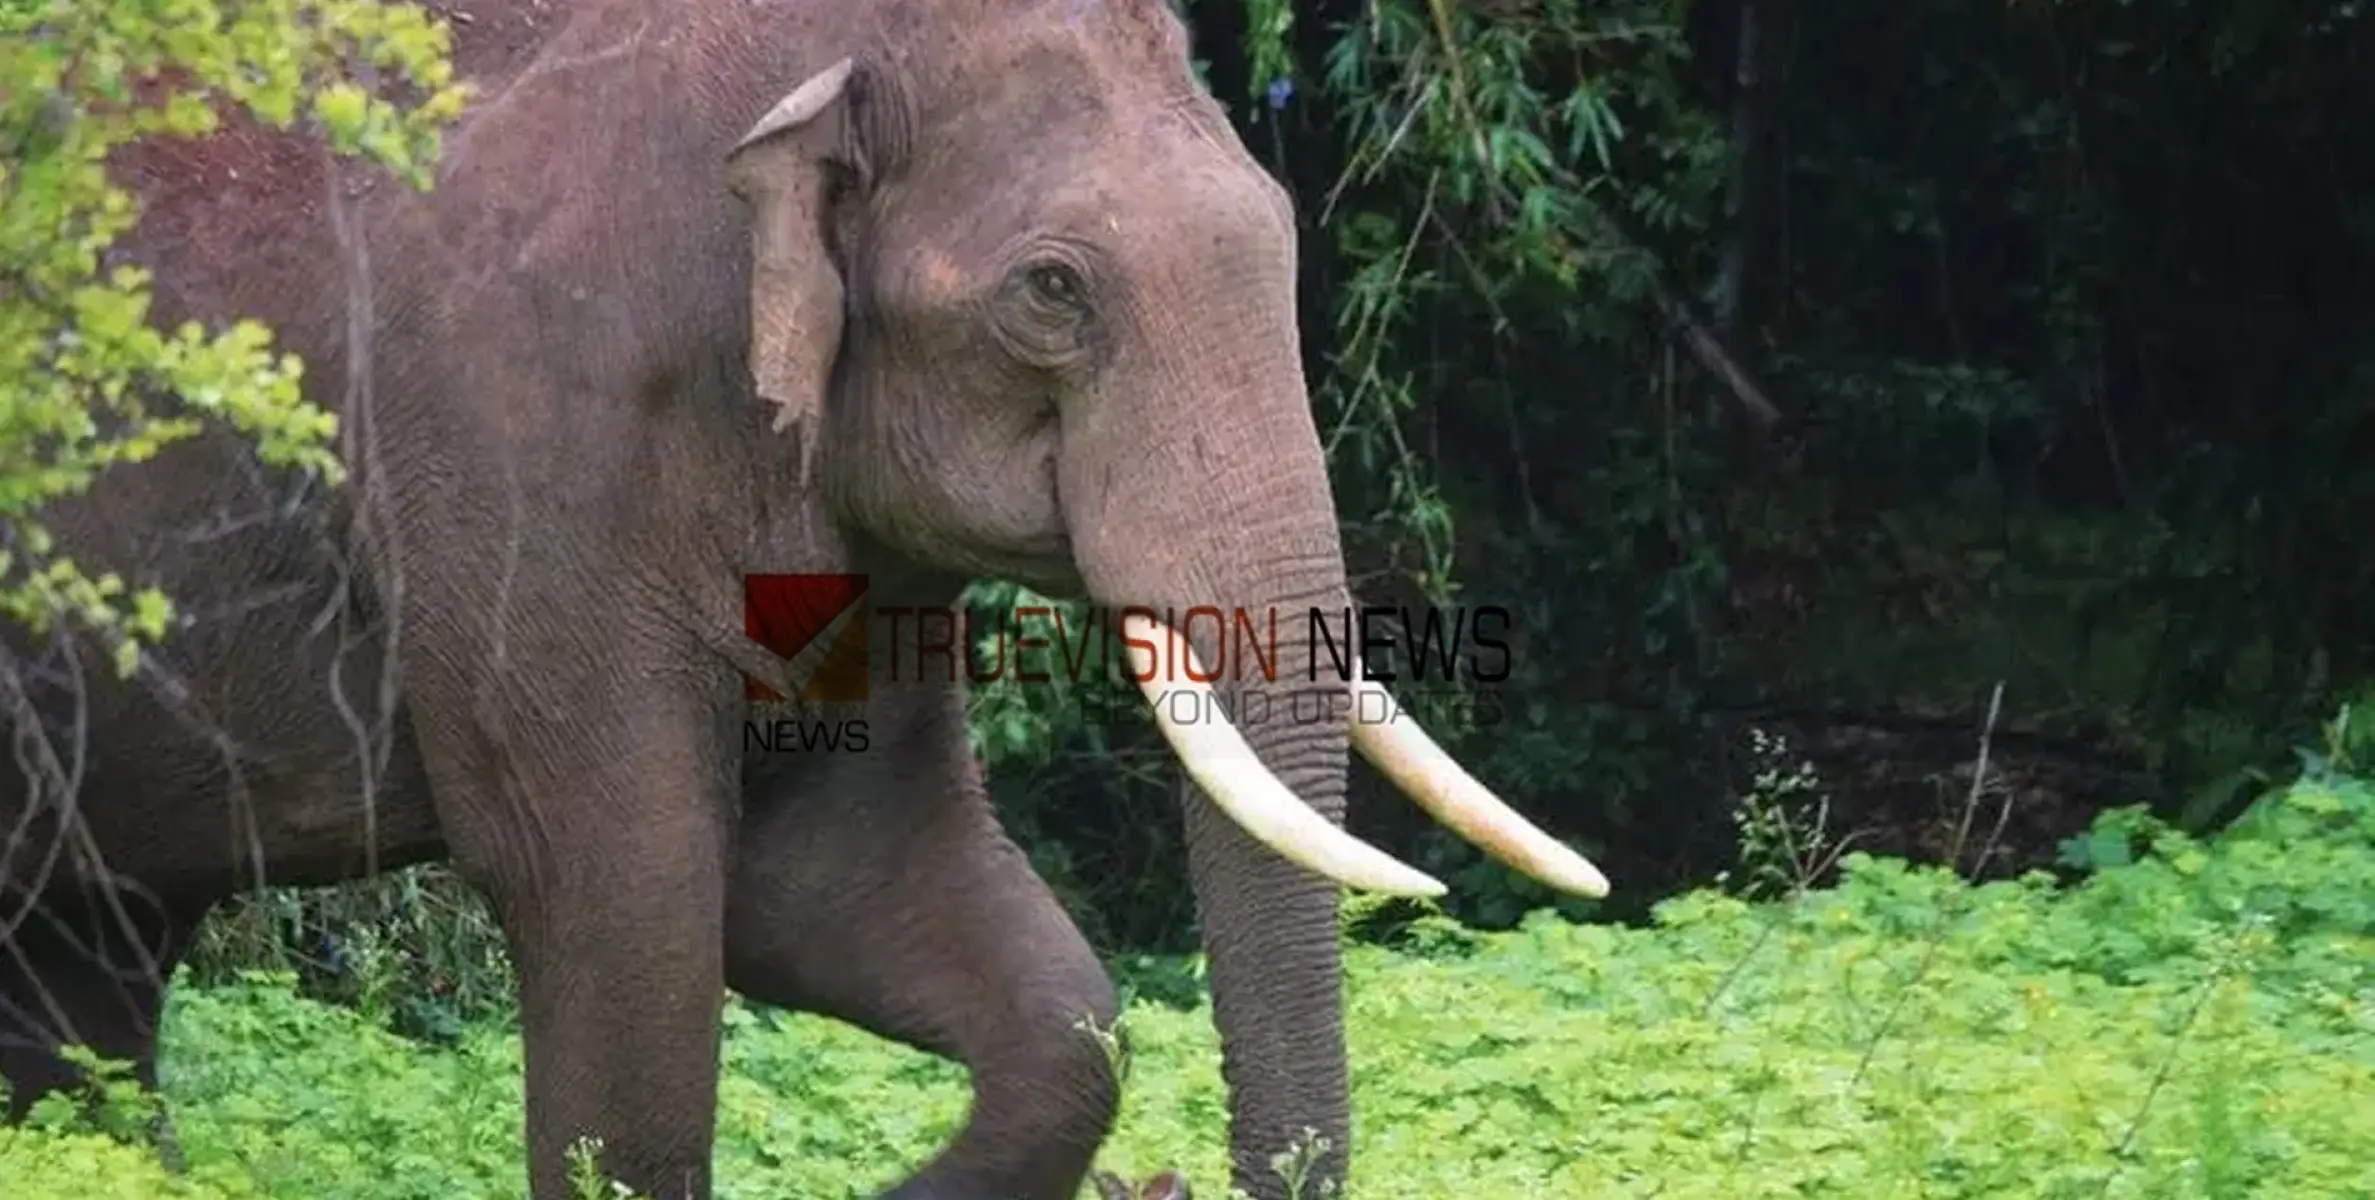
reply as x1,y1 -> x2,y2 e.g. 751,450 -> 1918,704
717,2 -> 1607,1192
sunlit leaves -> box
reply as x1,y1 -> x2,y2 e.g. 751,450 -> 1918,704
0,0 -> 464,674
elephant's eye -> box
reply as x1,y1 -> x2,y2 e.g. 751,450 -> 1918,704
1024,263 -> 1085,309
991,255 -> 1099,372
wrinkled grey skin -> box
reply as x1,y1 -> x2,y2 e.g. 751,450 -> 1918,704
0,1 -> 1365,1197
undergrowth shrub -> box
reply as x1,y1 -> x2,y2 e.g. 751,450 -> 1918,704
7,710 -> 2369,1198
185,863 -> 516,1043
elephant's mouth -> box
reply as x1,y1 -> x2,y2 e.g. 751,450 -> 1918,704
1119,611 -> 1609,900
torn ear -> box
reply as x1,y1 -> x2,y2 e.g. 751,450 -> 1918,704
723,57 -> 862,488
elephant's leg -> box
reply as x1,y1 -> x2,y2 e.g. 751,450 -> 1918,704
412,670 -> 735,1200
724,688 -> 1121,1200
0,888 -> 205,1161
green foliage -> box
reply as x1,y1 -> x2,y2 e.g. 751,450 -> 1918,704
0,1130 -> 231,1200
960,577 -> 1113,773
1721,726 -> 1851,901
184,862 -> 517,1042
1,1046 -> 218,1198
1310,0 -> 1723,615
15,746 -> 2371,1198
0,0 -> 464,668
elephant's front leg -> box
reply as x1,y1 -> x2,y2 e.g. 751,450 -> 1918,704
407,647 -> 736,1200
724,682 -> 1121,1200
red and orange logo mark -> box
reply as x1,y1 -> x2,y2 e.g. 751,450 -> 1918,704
742,573 -> 870,702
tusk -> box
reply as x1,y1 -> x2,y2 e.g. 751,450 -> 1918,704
1123,612 -> 1447,898
1348,670 -> 1611,899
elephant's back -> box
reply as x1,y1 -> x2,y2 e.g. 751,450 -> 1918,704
98,0 -> 576,351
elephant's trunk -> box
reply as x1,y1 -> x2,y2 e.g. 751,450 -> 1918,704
1170,581 -> 1361,1199
1064,388 -> 1365,1196
1056,192 -> 1601,1197
1087,493 -> 1608,1196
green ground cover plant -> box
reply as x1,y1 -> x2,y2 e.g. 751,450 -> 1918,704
7,713 -> 2371,1198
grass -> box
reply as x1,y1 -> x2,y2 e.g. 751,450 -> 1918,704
5,722 -> 2373,1198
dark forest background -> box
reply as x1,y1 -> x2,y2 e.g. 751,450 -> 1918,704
191,0 -> 2375,1032
961,0 -> 2375,946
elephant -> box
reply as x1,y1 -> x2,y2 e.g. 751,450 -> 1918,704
0,0 -> 1608,1197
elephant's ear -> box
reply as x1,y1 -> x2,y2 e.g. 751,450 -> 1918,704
723,57 -> 862,487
